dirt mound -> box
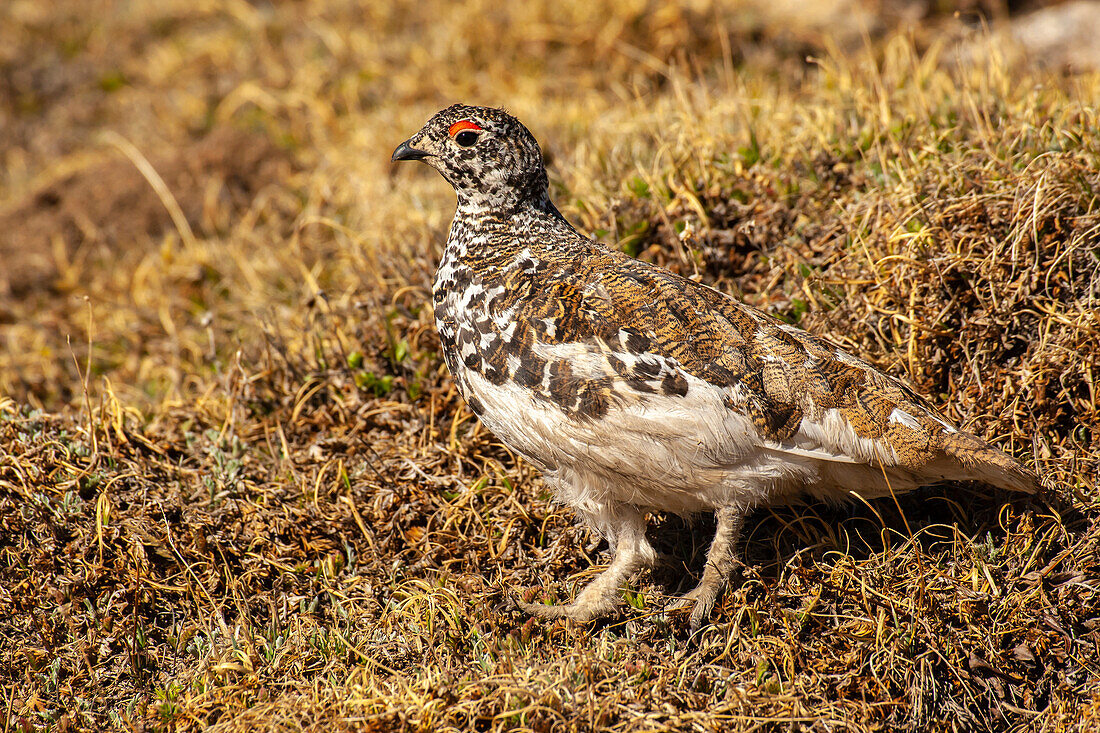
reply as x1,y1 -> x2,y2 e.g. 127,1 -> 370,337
0,127 -> 294,298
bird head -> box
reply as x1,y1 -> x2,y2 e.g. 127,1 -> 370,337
392,104 -> 550,212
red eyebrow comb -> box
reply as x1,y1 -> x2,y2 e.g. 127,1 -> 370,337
448,120 -> 482,137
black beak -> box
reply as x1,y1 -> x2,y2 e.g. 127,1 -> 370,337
391,139 -> 429,162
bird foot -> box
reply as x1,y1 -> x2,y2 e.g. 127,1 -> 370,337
667,583 -> 723,632
668,556 -> 744,631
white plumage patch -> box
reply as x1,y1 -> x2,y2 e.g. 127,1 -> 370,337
889,407 -> 924,431
460,354 -> 927,521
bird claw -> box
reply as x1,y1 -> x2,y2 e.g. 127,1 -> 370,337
512,595 -> 562,618
668,582 -> 725,631
512,594 -> 600,623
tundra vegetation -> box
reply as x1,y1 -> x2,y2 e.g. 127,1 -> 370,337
1,1 -> 1097,730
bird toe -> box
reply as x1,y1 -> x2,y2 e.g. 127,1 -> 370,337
512,594 -> 603,623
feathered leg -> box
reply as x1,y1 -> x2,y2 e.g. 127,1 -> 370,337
671,505 -> 745,630
516,505 -> 656,622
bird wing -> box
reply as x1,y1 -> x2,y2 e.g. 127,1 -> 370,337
468,241 -> 1034,492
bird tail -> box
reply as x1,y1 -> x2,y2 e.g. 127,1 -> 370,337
940,430 -> 1039,493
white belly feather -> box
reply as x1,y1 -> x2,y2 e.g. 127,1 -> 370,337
460,367 -> 863,520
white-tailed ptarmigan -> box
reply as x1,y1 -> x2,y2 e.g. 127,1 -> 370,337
392,104 -> 1037,630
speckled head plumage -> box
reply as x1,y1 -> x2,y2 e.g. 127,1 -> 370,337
392,104 -> 550,212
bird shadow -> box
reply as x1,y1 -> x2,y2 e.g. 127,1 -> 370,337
647,485 -> 1077,596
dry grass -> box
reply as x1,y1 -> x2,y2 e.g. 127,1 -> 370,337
1,0 -> 1098,730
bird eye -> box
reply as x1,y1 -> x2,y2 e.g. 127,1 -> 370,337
454,130 -> 479,147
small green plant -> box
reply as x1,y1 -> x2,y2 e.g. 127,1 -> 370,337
155,683 -> 182,723
355,371 -> 394,396
627,176 -> 650,199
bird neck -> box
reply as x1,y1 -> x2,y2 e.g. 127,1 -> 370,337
453,164 -> 558,218
447,190 -> 576,264
453,186 -> 566,227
